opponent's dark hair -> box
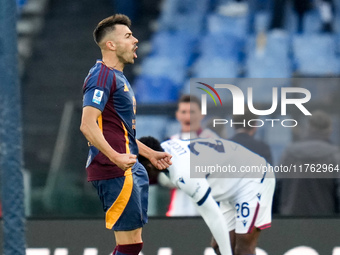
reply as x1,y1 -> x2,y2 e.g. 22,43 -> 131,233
308,110 -> 332,137
138,136 -> 164,164
93,14 -> 131,45
177,94 -> 201,110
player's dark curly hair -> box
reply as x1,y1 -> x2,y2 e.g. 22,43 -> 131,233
93,14 -> 131,45
138,136 -> 164,164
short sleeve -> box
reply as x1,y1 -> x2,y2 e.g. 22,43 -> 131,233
176,177 -> 211,204
83,69 -> 114,112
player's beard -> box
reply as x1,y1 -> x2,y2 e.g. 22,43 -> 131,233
116,46 -> 134,65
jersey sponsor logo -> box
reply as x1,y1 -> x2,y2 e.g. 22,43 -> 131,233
231,143 -> 238,151
124,83 -> 129,92
92,89 -> 104,104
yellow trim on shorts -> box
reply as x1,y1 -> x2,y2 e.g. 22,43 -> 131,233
105,122 -> 134,229
105,169 -> 133,229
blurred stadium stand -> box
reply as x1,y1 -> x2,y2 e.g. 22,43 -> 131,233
292,34 -> 340,75
17,0 -> 49,76
133,0 -> 340,102
245,31 -> 292,78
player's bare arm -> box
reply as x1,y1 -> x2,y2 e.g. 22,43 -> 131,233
136,139 -> 172,169
80,106 -> 136,170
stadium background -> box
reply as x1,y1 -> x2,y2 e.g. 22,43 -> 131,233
1,0 -> 340,254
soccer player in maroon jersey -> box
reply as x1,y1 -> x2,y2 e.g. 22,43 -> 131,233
80,14 -> 172,255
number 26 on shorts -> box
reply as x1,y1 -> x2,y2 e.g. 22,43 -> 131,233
235,202 -> 250,218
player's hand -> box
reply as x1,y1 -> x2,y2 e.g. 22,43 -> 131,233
150,151 -> 172,170
114,153 -> 137,171
211,237 -> 221,255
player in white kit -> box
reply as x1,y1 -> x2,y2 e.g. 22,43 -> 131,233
138,136 -> 275,255
167,94 -> 220,217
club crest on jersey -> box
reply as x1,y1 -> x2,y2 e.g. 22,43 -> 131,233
124,83 -> 129,92
92,89 -> 104,104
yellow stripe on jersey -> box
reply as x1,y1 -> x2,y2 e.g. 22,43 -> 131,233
124,83 -> 129,92
122,121 -> 131,154
87,115 -> 103,147
105,122 -> 134,229
97,114 -> 103,133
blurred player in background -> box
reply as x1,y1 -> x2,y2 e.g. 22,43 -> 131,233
166,94 -> 220,216
139,136 -> 275,255
278,110 -> 340,216
170,94 -> 219,140
80,14 -> 171,255
230,108 -> 273,165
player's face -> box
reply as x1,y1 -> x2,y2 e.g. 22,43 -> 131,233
176,102 -> 203,133
112,24 -> 138,64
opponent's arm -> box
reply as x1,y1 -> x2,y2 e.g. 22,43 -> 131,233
158,172 -> 176,188
195,194 -> 232,255
137,139 -> 172,170
177,178 -> 232,255
80,106 -> 136,170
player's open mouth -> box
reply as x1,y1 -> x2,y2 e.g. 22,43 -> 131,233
133,46 -> 138,59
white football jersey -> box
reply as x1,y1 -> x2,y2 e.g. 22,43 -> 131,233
161,138 -> 269,202
166,128 -> 220,216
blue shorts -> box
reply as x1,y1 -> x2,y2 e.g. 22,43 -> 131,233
92,162 -> 149,231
